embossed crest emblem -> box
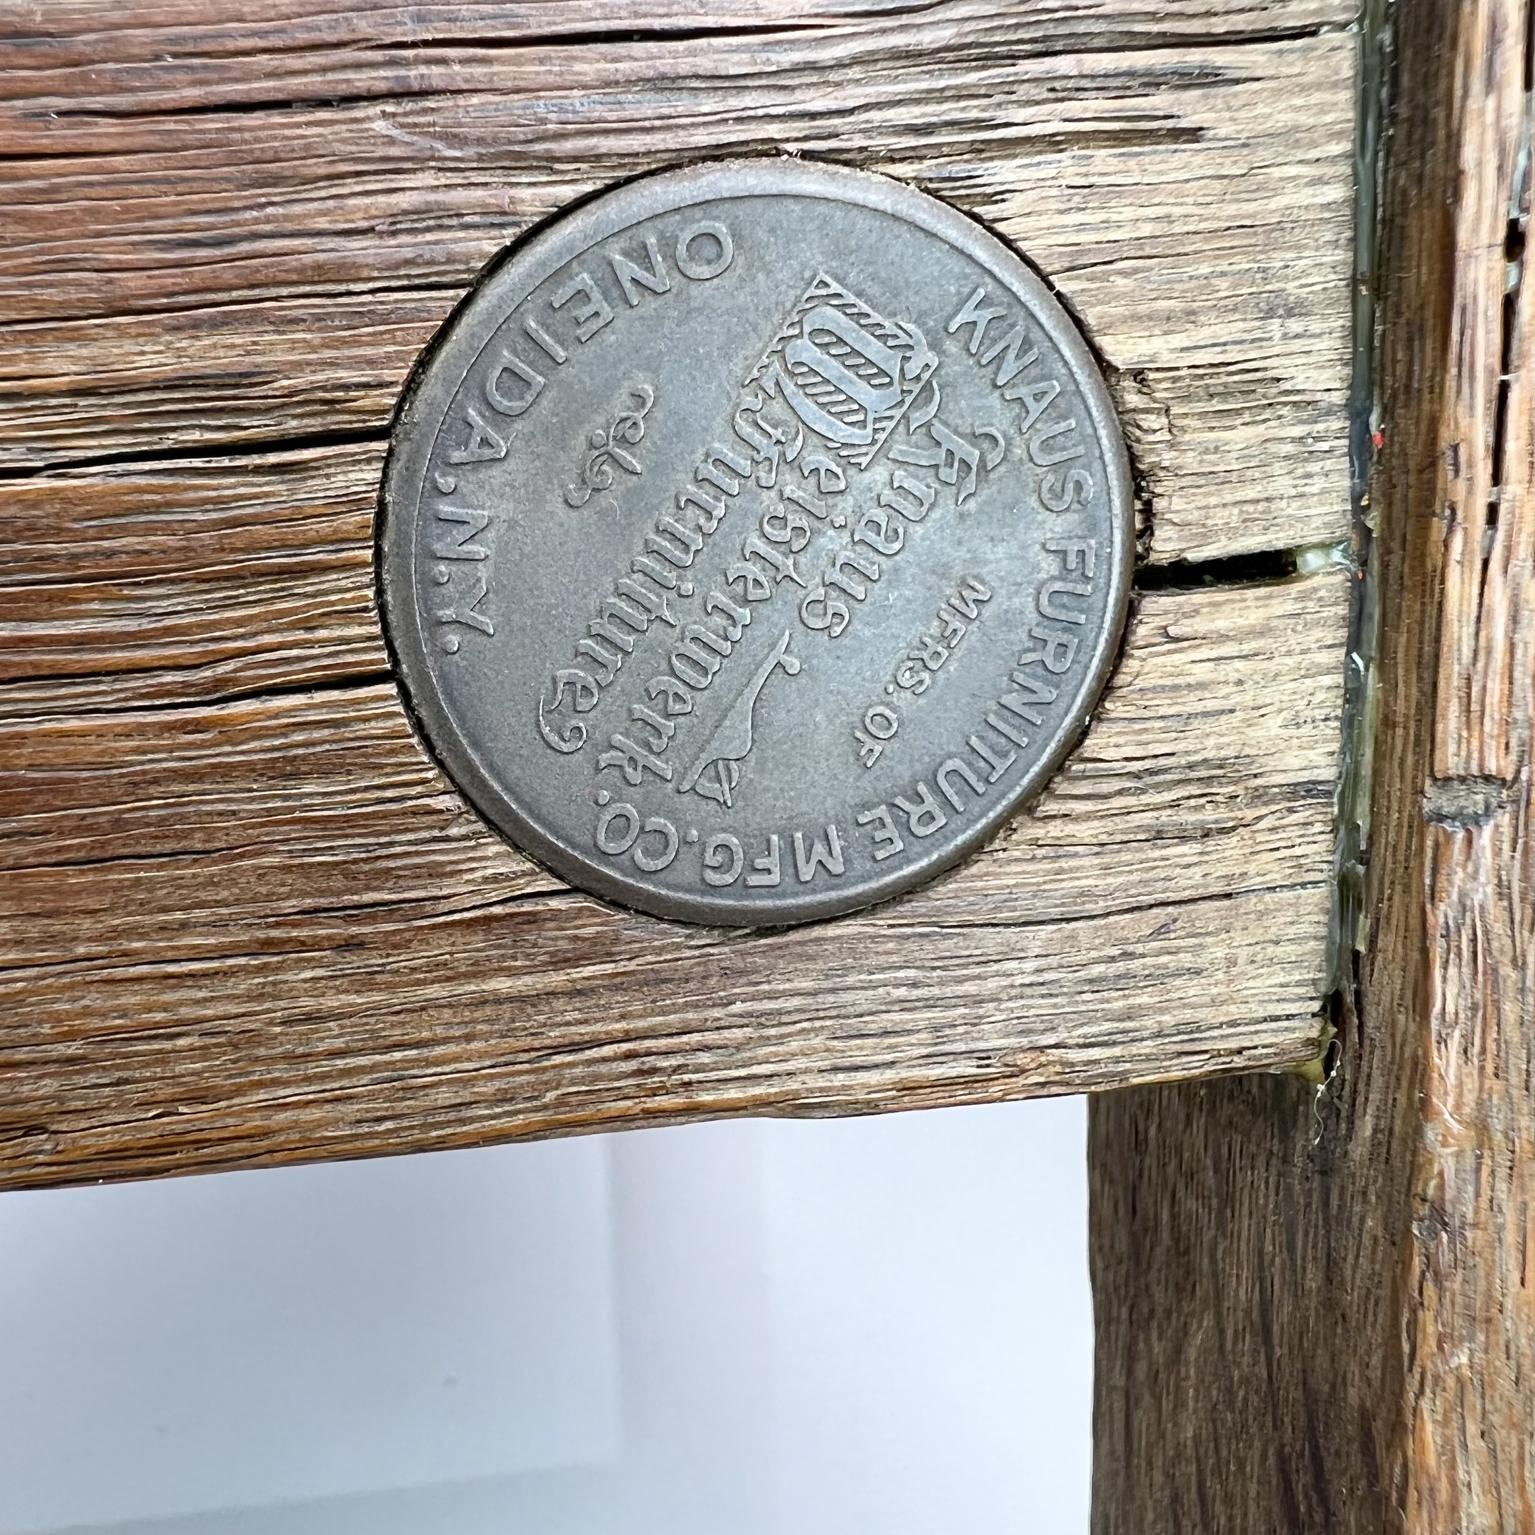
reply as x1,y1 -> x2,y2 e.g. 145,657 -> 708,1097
381,161 -> 1132,925
749,273 -> 938,464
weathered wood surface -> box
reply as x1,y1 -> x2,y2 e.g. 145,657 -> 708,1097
0,1 -> 1356,1187
1,3 -> 1356,563
2,572 -> 1348,1186
1090,1 -> 1535,1530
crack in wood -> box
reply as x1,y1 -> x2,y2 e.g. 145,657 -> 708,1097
0,426 -> 391,481
1135,543 -> 1348,592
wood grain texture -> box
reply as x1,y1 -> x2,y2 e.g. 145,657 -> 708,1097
0,1 -> 1356,1187
0,445 -> 385,715
1,570 -> 1347,1187
1090,2 -> 1535,1530
0,2 -> 1357,564
7,0 -> 1357,63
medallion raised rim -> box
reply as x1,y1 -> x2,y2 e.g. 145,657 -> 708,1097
379,157 -> 1134,926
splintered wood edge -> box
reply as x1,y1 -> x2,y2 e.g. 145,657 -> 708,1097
0,569 -> 1348,1186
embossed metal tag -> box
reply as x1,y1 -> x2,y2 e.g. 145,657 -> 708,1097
380,160 -> 1133,925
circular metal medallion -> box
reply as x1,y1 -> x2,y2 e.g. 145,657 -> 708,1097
381,160 -> 1132,926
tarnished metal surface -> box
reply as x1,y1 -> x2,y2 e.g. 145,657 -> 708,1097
381,161 -> 1132,924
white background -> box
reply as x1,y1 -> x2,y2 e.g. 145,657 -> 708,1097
0,1098 -> 1090,1535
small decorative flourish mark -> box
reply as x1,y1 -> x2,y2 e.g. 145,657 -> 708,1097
564,385 -> 656,510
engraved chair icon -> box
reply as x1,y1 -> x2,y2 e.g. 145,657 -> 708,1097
678,630 -> 802,808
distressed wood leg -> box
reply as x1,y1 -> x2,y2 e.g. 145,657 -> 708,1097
1089,1 -> 1535,1529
